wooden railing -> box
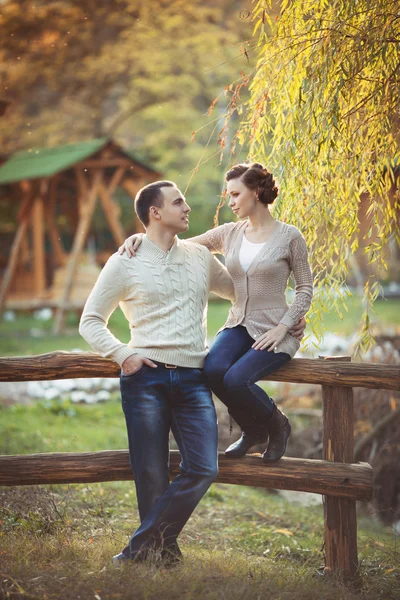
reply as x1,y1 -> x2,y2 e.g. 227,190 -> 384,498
0,352 -> 399,579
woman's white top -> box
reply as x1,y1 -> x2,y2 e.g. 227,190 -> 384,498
239,234 -> 266,272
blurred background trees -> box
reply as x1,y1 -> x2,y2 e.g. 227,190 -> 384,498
0,0 -> 255,236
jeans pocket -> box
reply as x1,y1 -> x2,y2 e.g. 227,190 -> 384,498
121,365 -> 146,380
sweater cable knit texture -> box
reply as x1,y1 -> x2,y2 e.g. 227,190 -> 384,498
79,236 -> 235,368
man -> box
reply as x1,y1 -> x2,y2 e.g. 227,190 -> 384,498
79,181 -> 235,566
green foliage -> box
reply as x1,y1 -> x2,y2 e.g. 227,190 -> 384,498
214,0 -> 400,354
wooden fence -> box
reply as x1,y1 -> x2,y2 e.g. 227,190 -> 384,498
0,351 -> 399,579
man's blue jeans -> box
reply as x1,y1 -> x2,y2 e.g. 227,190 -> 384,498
119,362 -> 218,559
204,326 -> 291,429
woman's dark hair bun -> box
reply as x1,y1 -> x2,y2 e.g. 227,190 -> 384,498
225,162 -> 278,205
257,171 -> 278,205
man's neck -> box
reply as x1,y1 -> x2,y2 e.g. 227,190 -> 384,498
145,227 -> 177,253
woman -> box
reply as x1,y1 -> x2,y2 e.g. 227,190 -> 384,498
119,163 -> 313,461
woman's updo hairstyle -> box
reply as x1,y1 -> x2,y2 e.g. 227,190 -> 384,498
225,162 -> 278,205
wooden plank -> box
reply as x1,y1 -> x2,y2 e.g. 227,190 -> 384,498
121,177 -> 145,199
74,168 -> 88,209
122,178 -> 147,233
0,352 -> 398,390
322,356 -> 358,579
46,176 -> 66,266
0,450 -> 373,500
31,193 -> 46,295
78,159 -> 134,168
53,171 -> 102,334
0,194 -> 34,313
107,166 -> 126,196
77,158 -> 161,179
98,182 -> 126,246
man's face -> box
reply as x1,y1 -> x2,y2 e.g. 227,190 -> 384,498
156,186 -> 191,234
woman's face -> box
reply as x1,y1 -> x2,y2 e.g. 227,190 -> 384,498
226,177 -> 258,219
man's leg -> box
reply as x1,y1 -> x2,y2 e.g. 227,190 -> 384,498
121,367 -> 218,559
119,366 -> 181,559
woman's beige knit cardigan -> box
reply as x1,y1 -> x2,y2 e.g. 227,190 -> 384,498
191,220 -> 313,358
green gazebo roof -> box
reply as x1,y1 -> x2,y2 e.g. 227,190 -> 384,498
0,138 -> 156,185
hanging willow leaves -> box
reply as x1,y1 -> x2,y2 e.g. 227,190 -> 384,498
217,0 -> 400,355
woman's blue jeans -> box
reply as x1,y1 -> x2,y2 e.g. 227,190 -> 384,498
204,326 -> 291,431
119,362 -> 218,559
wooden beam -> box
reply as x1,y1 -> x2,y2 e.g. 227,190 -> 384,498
0,450 -> 373,500
0,193 -> 34,313
98,182 -> 126,247
0,352 -> 398,391
53,171 -> 102,334
46,176 -> 66,266
77,158 -> 161,180
20,230 -> 30,266
74,167 -> 88,205
74,167 -> 89,223
31,185 -> 46,295
108,166 -> 126,196
322,357 -> 358,579
17,181 -> 31,267
121,177 -> 146,232
121,177 -> 146,199
78,159 -> 134,168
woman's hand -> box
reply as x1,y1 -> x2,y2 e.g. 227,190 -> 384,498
118,233 -> 144,257
252,323 -> 289,352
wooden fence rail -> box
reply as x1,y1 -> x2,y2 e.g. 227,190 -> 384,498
0,451 -> 373,500
0,351 -> 398,389
1,351 -> 399,580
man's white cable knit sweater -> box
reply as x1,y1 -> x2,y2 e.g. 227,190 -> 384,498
79,235 -> 235,368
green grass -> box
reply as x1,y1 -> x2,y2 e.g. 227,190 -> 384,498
0,479 -> 399,599
1,296 -> 399,357
0,396 -> 127,456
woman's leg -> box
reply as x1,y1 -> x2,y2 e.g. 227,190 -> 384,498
223,348 -> 292,460
204,326 -> 262,433
223,348 -> 291,421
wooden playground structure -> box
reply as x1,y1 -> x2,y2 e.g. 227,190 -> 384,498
0,138 -> 160,332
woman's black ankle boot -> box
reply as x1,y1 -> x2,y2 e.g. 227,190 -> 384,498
225,429 -> 268,458
224,407 -> 269,458
262,405 -> 291,462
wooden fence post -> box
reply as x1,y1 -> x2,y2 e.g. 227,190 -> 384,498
322,356 -> 358,578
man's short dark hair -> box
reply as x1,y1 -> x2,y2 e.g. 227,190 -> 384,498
134,181 -> 175,227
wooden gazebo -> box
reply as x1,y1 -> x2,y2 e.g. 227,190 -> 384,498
0,138 -> 160,332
